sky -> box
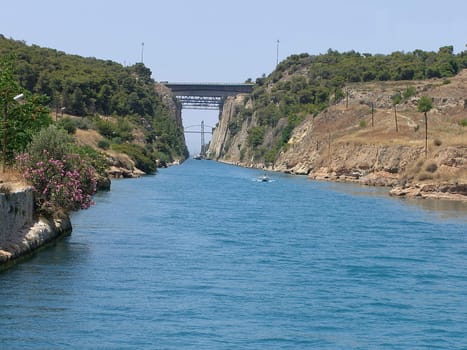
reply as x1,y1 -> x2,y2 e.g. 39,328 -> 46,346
1,0 -> 466,154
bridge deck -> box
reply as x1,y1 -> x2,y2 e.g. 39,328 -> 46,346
162,82 -> 254,109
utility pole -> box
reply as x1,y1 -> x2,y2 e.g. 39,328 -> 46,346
371,102 -> 374,127
276,40 -> 280,67
141,42 -> 144,63
2,96 -> 7,173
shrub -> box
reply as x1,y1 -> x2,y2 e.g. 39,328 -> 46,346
433,139 -> 442,146
16,126 -> 97,216
359,120 -> 367,128
72,145 -> 108,178
154,151 -> 170,165
27,125 -> 73,162
16,152 -> 97,216
57,117 -> 77,134
418,172 -> 433,181
94,117 -> 134,141
97,139 -> 110,150
228,120 -> 240,136
403,86 -> 416,100
94,118 -> 116,138
264,147 -> 279,165
281,124 -> 294,144
74,117 -> 92,130
111,143 -> 157,174
425,163 -> 438,173
459,118 -> 467,127
247,126 -> 265,148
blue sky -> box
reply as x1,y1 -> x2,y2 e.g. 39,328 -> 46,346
1,0 -> 466,153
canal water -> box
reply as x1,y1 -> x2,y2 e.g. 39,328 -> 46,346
1,160 -> 466,349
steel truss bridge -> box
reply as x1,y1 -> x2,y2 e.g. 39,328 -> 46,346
184,121 -> 215,157
162,82 -> 254,110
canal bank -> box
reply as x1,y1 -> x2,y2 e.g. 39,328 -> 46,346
0,186 -> 72,266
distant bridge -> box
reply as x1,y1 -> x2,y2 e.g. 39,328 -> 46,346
184,121 -> 215,157
162,82 -> 254,110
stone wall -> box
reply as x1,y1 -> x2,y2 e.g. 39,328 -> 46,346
0,187 -> 34,243
0,187 -> 72,265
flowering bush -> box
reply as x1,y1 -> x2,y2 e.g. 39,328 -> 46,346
17,151 -> 97,216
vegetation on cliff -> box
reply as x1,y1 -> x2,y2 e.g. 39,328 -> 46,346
209,47 -> 466,199
211,46 -> 467,164
0,35 -> 188,169
0,55 -> 51,165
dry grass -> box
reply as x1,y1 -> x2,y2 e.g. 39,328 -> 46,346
320,104 -> 467,148
0,168 -> 29,192
400,156 -> 467,184
75,129 -> 105,148
318,70 -> 467,151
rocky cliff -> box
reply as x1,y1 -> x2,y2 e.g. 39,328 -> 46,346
208,94 -> 250,161
208,70 -> 467,200
154,83 -> 184,129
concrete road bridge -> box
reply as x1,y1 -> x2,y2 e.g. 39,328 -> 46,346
162,82 -> 254,110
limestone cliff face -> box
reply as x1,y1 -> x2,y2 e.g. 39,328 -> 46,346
154,83 -> 183,128
208,95 -> 251,162
208,71 -> 467,200
272,110 -> 426,177
154,83 -> 188,162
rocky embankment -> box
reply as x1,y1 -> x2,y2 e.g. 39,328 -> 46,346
0,187 -> 72,266
208,72 -> 467,201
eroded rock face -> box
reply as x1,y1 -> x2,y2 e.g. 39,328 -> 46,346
390,183 -> 467,200
208,95 -> 250,162
208,71 -> 467,201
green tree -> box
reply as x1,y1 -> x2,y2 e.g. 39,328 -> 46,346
0,55 -> 21,169
97,84 -> 112,115
247,126 -> 265,148
0,55 -> 51,168
0,36 -> 189,162
71,87 -> 86,116
417,96 -> 433,158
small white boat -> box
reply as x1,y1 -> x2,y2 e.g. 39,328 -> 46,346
258,174 -> 270,182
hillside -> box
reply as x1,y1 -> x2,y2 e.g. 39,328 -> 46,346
208,48 -> 467,200
0,35 -> 188,170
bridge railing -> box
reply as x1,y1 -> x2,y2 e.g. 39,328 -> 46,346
162,82 -> 254,110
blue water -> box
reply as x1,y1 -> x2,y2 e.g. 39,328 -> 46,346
1,160 -> 466,349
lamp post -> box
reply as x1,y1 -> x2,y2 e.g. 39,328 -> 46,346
2,93 -> 24,173
276,40 -> 280,67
